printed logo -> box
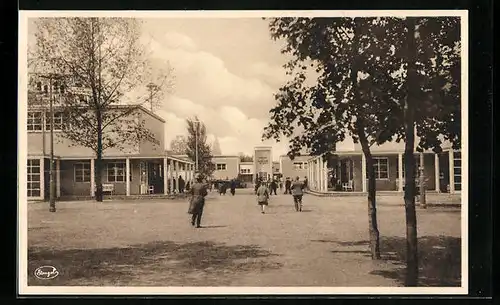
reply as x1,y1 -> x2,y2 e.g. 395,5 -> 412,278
34,266 -> 59,280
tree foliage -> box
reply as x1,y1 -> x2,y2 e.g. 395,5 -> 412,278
29,17 -> 174,201
239,153 -> 254,162
170,135 -> 188,155
185,117 -> 214,179
262,16 -> 461,284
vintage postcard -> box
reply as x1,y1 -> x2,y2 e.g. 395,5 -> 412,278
18,10 -> 468,295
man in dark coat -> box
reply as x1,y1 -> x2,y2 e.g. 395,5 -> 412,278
270,179 -> 278,195
284,177 -> 292,194
230,179 -> 237,196
188,174 -> 208,228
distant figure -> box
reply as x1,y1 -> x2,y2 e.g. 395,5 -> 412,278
256,182 -> 270,214
188,174 -> 209,228
291,176 -> 305,212
219,181 -> 227,195
270,179 -> 278,195
279,180 -> 283,192
284,177 -> 292,194
303,176 -> 308,191
179,175 -> 185,193
185,181 -> 190,191
254,178 -> 261,194
230,179 -> 237,196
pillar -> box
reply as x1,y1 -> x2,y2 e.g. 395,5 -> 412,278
398,153 -> 403,192
90,158 -> 95,197
448,150 -> 455,193
39,157 -> 45,200
56,159 -> 61,198
323,157 -> 328,191
169,159 -> 174,194
361,153 -> 367,192
175,160 -> 179,193
125,158 -> 130,196
308,160 -> 311,186
434,154 -> 440,192
163,158 -> 168,194
317,157 -> 322,191
316,158 -> 320,190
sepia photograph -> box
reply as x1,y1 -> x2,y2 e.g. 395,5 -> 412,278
18,10 -> 468,295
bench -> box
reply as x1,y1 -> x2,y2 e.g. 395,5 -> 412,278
95,184 -> 114,195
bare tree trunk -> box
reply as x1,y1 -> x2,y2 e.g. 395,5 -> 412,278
95,110 -> 104,202
358,129 -> 381,260
403,17 -> 419,287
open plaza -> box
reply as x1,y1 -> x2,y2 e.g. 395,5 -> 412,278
27,190 -> 461,287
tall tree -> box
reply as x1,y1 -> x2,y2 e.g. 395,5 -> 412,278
170,135 -> 188,155
397,16 -> 461,286
29,17 -> 174,202
263,16 -> 461,286
264,17 -> 402,260
185,117 -> 214,179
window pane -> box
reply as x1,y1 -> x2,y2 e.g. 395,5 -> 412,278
454,168 -> 461,175
453,152 -> 461,159
31,182 -> 40,189
454,176 -> 461,183
30,174 -> 40,182
454,184 -> 462,191
379,171 -> 389,179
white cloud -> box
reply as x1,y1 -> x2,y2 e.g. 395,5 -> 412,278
147,30 -> 291,160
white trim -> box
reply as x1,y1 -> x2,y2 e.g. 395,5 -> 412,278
27,111 -> 43,131
27,158 -> 43,200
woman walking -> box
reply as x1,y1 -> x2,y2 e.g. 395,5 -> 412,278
256,182 -> 270,214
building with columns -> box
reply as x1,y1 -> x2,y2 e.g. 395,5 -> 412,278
26,73 -> 195,201
305,137 -> 462,194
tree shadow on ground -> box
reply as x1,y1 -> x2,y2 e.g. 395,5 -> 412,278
312,235 -> 461,287
28,240 -> 282,286
371,235 -> 461,287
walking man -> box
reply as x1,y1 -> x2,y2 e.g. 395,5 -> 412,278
270,179 -> 278,195
303,176 -> 308,191
230,179 -> 237,196
291,176 -> 305,212
284,177 -> 292,194
188,174 -> 209,228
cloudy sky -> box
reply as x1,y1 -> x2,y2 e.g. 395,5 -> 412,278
139,18 -> 293,160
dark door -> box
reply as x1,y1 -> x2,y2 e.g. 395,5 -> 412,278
147,162 -> 164,194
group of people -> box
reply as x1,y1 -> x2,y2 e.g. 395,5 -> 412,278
187,174 -> 309,228
255,176 -> 307,214
213,179 -> 237,196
